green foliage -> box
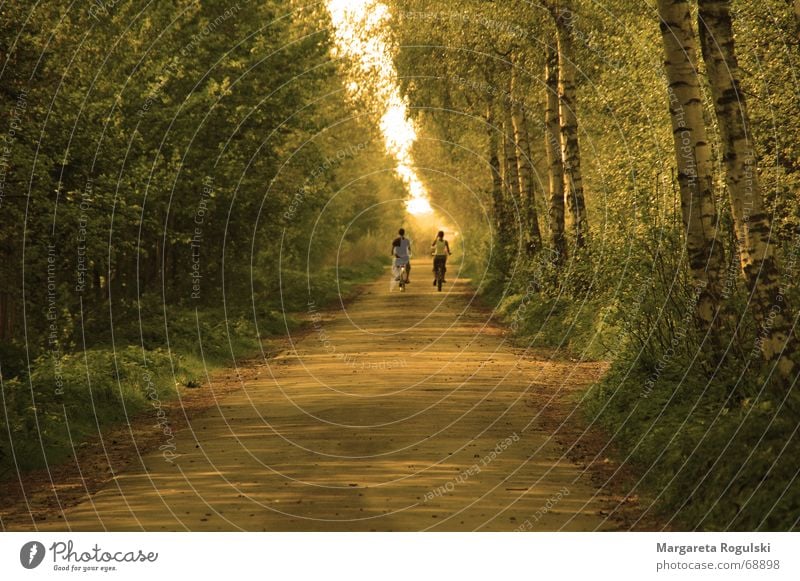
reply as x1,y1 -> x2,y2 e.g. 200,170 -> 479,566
588,343 -> 800,530
0,2 -> 403,478
391,0 -> 800,530
0,257 -> 384,477
2,346 -> 179,474
2,0 -> 799,530
733,0 -> 800,240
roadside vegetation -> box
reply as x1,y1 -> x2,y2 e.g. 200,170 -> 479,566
0,2 -> 397,477
393,0 -> 800,529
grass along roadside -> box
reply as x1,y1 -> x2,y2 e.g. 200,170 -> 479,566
0,258 -> 385,481
472,273 -> 661,530
477,261 -> 800,531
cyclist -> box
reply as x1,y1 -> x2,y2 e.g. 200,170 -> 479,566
391,228 -> 412,284
431,230 -> 451,285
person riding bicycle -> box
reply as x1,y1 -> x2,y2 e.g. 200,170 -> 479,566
431,230 -> 451,285
392,228 -> 412,283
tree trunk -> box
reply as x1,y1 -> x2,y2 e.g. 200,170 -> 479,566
486,100 -> 507,238
794,0 -> 800,35
544,44 -> 566,263
554,2 -> 588,249
657,0 -> 726,331
503,103 -> 522,243
0,292 -> 11,341
698,0 -> 797,377
510,64 -> 542,255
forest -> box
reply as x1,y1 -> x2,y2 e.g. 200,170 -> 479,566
394,0 -> 800,529
1,0 -> 799,532
0,0 -> 407,514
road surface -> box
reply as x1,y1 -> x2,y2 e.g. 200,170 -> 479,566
24,261 -> 612,531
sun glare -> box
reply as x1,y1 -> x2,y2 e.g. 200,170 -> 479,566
326,0 -> 433,216
407,196 -> 433,215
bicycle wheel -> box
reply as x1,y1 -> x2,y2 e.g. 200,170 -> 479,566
434,260 -> 444,291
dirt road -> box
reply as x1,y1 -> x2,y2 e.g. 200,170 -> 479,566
18,261 -> 614,531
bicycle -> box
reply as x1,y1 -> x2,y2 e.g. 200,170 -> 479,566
393,263 -> 408,292
399,263 -> 407,291
432,253 -> 448,292
433,257 -> 445,292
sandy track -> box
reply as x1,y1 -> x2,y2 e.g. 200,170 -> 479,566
14,262 -> 613,531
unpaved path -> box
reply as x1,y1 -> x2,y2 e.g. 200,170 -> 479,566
9,262 -> 617,531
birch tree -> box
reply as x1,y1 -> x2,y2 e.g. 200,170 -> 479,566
544,44 -> 566,262
698,0 -> 797,376
510,60 -> 543,254
486,99 -> 508,240
656,0 -> 726,331
551,0 -> 589,249
503,98 -> 523,249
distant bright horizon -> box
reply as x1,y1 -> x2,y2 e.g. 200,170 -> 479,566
326,0 -> 434,216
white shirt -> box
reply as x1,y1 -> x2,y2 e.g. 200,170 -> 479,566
394,237 -> 411,261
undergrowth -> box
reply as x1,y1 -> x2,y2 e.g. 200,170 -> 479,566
0,258 -> 385,478
479,235 -> 800,530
